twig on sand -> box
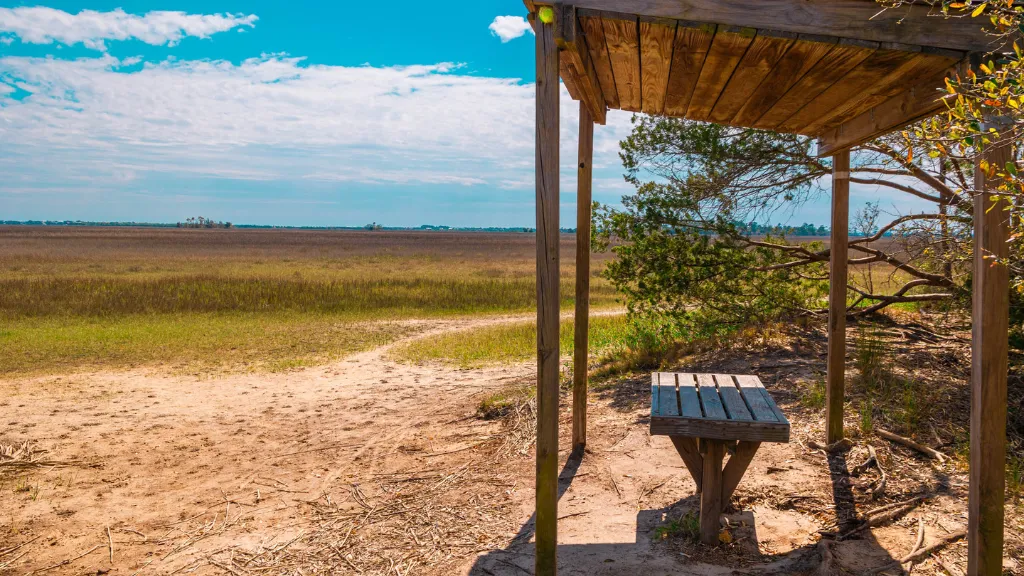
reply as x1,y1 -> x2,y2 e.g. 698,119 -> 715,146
107,526 -> 114,563
26,545 -> 103,575
853,446 -> 887,500
876,429 -> 947,462
808,438 -> 855,454
862,529 -> 966,576
839,497 -> 926,540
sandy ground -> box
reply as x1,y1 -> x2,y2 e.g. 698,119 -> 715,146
0,317 -> 1010,575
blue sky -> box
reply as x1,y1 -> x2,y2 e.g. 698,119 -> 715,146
0,2 -> 926,227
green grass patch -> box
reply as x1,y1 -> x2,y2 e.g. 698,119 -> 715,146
0,312 -> 410,377
392,314 -> 629,368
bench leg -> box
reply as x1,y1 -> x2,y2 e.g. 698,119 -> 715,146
669,436 -> 702,492
722,441 -> 760,503
700,439 -> 724,545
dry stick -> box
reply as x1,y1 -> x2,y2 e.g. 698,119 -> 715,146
869,446 -> 887,499
27,545 -> 102,575
840,498 -> 926,540
863,530 -> 966,576
876,429 -> 947,462
0,534 -> 41,558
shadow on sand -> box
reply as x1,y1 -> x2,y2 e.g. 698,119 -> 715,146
468,448 -> 902,575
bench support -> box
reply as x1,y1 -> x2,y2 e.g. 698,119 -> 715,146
670,436 -> 703,491
723,441 -> 760,502
700,439 -> 725,544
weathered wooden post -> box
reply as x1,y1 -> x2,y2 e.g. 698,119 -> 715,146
573,101 -> 594,453
826,150 -> 850,444
968,130 -> 1011,576
534,7 -> 560,576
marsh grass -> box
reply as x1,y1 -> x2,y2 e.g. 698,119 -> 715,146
0,227 -> 619,376
392,314 -> 629,368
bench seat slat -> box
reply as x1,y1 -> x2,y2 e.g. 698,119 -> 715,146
735,374 -> 780,422
650,372 -> 791,443
715,374 -> 753,421
677,373 -> 704,418
696,374 -> 727,419
658,372 -> 681,417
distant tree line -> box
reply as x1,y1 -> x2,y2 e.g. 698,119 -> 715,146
177,217 -> 232,229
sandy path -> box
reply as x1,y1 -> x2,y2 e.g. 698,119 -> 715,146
0,314 -> 544,574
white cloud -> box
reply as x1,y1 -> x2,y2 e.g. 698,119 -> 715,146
0,35 -> 13,45
0,54 -> 635,192
489,16 -> 533,43
0,7 -> 257,50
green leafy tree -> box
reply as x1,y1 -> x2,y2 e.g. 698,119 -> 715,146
596,118 -> 976,349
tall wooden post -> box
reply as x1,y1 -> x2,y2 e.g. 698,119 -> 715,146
968,138 -> 1011,576
534,10 -> 560,576
826,150 -> 850,444
573,102 -> 594,452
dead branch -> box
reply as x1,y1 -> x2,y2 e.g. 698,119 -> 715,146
862,529 -> 966,576
876,429 -> 947,463
808,438 -> 854,453
839,497 -> 926,540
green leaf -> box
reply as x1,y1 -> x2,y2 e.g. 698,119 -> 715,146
1008,162 -> 1019,176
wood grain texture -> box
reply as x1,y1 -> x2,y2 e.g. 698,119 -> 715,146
639,16 -> 676,115
561,0 -> 994,52
686,26 -> 755,121
754,41 -> 875,130
797,52 -> 957,135
603,16 -> 642,111
663,22 -> 716,117
816,65 -> 958,157
650,417 -> 790,443
659,372 -> 681,417
700,440 -> 725,544
677,373 -> 703,418
709,32 -> 795,125
826,151 -> 850,445
556,4 -> 608,125
722,441 -> 760,502
732,34 -> 835,128
580,15 -> 620,110
734,376 -> 778,422
968,138 -> 1011,576
534,15 -> 560,576
670,436 -> 703,490
696,373 -> 727,419
715,374 -> 753,421
572,101 -> 593,452
777,48 -> 919,134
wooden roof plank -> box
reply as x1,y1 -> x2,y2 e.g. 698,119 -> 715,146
709,31 -> 796,125
754,40 -> 876,131
563,0 -> 996,53
602,16 -> 642,112
555,4 -> 608,125
731,34 -> 836,128
816,66 -> 959,157
686,26 -> 755,122
663,21 -> 716,117
639,16 -> 676,115
797,52 -> 958,135
580,14 -> 620,110
776,48 -> 923,134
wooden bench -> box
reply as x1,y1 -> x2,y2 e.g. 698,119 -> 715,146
650,372 -> 790,544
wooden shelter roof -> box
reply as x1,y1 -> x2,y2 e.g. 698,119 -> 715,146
526,0 -> 997,155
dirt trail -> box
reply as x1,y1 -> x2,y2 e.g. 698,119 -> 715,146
1,314 -> 978,575
0,314 -> 541,574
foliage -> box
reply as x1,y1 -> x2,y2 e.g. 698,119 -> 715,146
596,118 -> 969,351
878,0 -> 1024,340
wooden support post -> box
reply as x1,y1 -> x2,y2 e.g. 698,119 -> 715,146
968,137 -> 1011,576
669,436 -> 703,491
534,11 -> 561,576
700,439 -> 724,545
722,441 -> 760,502
573,102 -> 594,453
826,150 -> 850,445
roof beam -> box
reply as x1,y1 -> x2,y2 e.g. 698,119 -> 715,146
555,4 -> 608,125
566,0 -> 997,53
815,63 -> 963,157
